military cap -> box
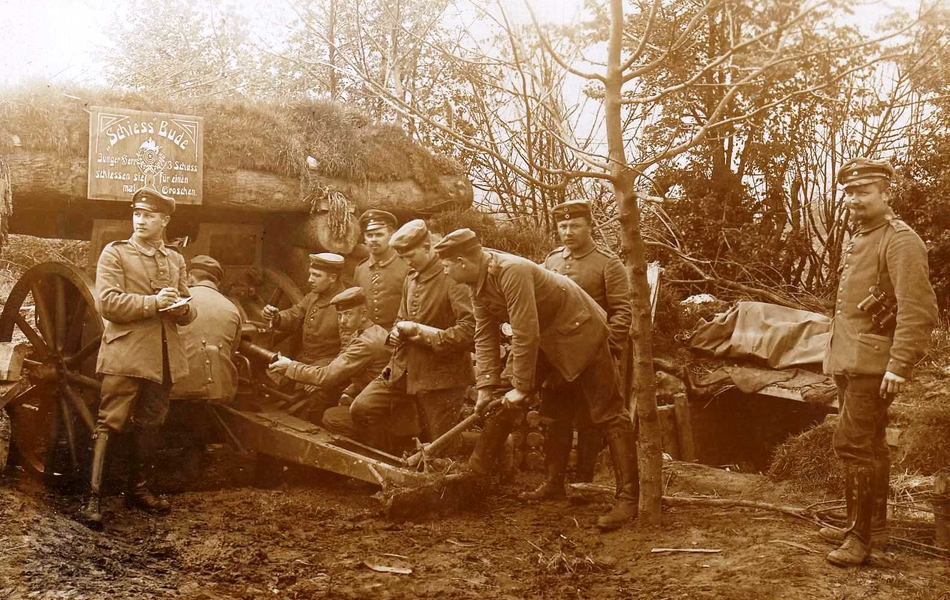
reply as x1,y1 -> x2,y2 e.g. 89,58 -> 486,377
390,219 -> 430,252
358,209 -> 399,232
188,255 -> 224,282
131,187 -> 175,214
837,158 -> 896,188
433,228 -> 482,259
309,252 -> 345,273
330,287 -> 367,311
552,200 -> 592,222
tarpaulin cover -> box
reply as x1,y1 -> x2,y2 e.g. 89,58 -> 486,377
689,301 -> 830,369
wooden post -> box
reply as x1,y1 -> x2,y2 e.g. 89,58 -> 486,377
935,471 -> 950,550
673,393 -> 696,463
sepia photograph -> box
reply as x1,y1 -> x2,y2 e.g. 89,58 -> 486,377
1,0 -> 949,597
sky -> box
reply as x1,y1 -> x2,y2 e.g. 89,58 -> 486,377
0,0 -> 589,86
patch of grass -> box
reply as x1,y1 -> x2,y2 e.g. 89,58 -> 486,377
768,421 -> 843,495
896,404 -> 950,475
428,209 -> 556,262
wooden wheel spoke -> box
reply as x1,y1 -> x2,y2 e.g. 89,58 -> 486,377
29,281 -> 56,350
54,276 -> 67,352
63,294 -> 87,353
9,383 -> 43,408
66,337 -> 101,368
57,389 -> 79,470
63,383 -> 96,432
66,371 -> 103,393
15,314 -> 49,358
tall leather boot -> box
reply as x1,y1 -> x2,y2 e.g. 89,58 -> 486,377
468,407 -> 519,476
596,426 -> 639,531
126,428 -> 170,514
573,426 -> 605,483
519,419 -> 572,501
820,460 -> 889,550
78,432 -> 109,530
827,465 -> 874,567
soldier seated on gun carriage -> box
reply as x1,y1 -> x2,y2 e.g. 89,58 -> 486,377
267,287 -> 392,432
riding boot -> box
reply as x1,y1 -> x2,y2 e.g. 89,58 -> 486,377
596,425 -> 639,531
827,465 -> 874,567
468,407 -> 519,476
519,419 -> 571,501
78,432 -> 109,529
573,425 -> 605,483
126,428 -> 170,514
870,456 -> 890,550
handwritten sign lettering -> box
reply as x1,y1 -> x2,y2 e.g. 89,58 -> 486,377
88,106 -> 203,205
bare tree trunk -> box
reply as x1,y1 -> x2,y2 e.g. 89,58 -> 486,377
604,0 -> 662,524
328,0 -> 338,101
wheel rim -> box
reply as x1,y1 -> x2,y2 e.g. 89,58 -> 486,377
0,262 -> 103,484
228,267 -> 303,353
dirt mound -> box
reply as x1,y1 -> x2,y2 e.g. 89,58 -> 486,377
768,421 -> 843,495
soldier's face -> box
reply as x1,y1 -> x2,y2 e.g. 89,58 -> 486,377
308,269 -> 337,294
364,227 -> 393,256
844,182 -> 889,225
132,209 -> 170,241
441,257 -> 476,284
396,243 -> 432,271
557,217 -> 592,250
337,307 -> 364,335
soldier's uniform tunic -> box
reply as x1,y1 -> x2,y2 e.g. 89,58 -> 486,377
272,282 -> 345,367
353,251 -> 408,330
824,210 -> 937,466
346,255 -> 475,447
169,280 -> 242,403
96,237 -> 197,432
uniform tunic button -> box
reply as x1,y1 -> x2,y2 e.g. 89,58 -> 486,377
839,288 -> 844,292
836,309 -> 842,314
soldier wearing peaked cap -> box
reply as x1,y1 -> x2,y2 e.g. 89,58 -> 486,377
170,255 -> 242,404
80,187 -> 196,529
354,209 -> 408,330
535,200 -> 633,493
436,228 -> 640,531
820,157 -> 937,567
342,219 -> 474,453
269,287 -> 392,431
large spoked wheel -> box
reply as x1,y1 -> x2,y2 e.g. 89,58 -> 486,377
229,267 -> 303,353
0,262 -> 103,487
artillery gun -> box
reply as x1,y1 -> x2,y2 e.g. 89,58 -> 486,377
0,89 -> 474,492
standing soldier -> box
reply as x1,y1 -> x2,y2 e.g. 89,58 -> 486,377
268,287 -> 392,423
346,219 -> 474,452
80,188 -> 197,529
821,158 -> 937,566
170,255 -> 242,403
354,209 -> 408,330
540,200 -> 632,489
435,229 -> 639,531
261,253 -> 346,423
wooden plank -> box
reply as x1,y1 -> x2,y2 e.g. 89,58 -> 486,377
673,394 -> 696,462
935,472 -> 950,550
657,405 -> 680,459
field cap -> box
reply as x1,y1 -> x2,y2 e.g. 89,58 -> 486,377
552,200 -> 591,222
359,209 -> 398,232
837,158 -> 896,189
131,187 -> 175,215
330,287 -> 367,311
434,228 -> 481,259
188,255 -> 224,282
390,219 -> 429,252
309,253 -> 345,273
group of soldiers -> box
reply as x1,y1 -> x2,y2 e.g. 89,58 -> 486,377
76,157 -> 939,569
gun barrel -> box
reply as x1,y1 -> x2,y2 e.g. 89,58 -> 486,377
238,339 -> 279,364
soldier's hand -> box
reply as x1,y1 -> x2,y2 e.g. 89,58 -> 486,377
262,304 -> 280,321
395,321 -> 421,342
880,371 -> 906,397
155,287 -> 180,310
166,302 -> 189,318
475,388 -> 494,415
502,388 -> 530,409
268,354 -> 292,375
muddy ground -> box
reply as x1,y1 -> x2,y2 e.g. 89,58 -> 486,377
2,440 -> 949,600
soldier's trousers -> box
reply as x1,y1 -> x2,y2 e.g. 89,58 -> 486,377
96,375 -> 171,434
833,374 -> 893,468
337,376 -> 465,449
